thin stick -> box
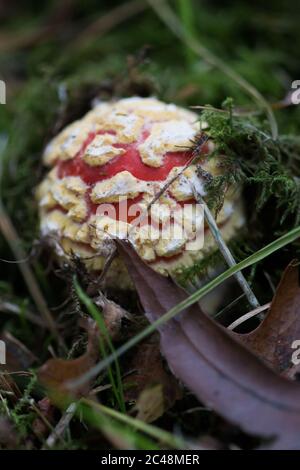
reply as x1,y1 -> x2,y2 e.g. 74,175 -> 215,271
214,293 -> 245,319
193,191 -> 260,309
44,402 -> 77,449
147,0 -> 278,140
228,302 -> 271,331
128,136 -> 208,236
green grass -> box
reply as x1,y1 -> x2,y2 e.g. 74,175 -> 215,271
74,277 -> 126,413
77,398 -> 187,449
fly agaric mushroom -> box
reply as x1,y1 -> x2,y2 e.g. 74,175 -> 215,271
36,97 -> 244,288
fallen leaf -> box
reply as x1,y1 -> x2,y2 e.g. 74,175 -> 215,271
124,335 -> 182,422
118,240 -> 300,450
236,260 -> 300,376
38,293 -> 131,404
38,317 -> 99,398
134,384 -> 165,423
95,293 -> 132,341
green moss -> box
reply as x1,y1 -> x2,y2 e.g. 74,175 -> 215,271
201,105 -> 300,227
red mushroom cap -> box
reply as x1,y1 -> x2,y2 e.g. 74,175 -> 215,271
36,97 -> 244,288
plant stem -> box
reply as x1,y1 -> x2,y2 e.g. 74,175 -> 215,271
195,192 -> 260,309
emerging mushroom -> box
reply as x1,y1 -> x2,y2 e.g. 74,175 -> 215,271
36,97 -> 244,288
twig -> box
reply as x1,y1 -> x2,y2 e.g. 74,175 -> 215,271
192,190 -> 260,309
147,0 -> 278,140
97,247 -> 118,285
44,402 -> 77,449
128,135 -> 208,236
89,383 -> 112,396
228,302 -> 271,331
191,104 -> 261,117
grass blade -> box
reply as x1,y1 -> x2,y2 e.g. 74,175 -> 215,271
79,397 -> 187,449
74,277 -> 126,413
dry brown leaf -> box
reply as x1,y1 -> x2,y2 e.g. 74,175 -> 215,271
118,241 -> 300,449
134,384 -> 165,423
124,335 -> 182,422
236,260 -> 300,376
38,317 -> 99,398
95,293 -> 132,342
